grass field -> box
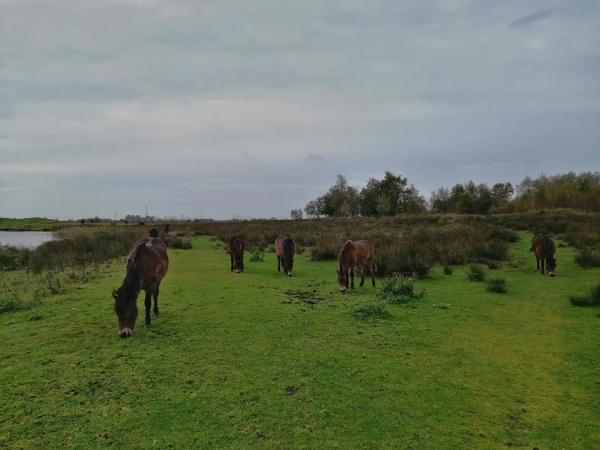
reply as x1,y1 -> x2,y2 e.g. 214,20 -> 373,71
1,232 -> 599,449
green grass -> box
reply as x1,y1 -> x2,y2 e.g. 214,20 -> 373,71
1,232 -> 599,449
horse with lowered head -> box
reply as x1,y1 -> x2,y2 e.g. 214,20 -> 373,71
112,236 -> 169,338
227,234 -> 246,273
337,240 -> 376,293
530,234 -> 557,277
275,235 -> 297,276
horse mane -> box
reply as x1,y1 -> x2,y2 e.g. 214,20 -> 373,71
339,240 -> 353,266
283,236 -> 295,258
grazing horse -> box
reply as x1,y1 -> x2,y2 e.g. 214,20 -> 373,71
275,235 -> 297,276
227,234 -> 246,273
112,237 -> 169,338
337,240 -> 376,293
162,223 -> 170,235
530,234 -> 557,277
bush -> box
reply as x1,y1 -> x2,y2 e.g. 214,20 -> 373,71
486,277 -> 507,293
352,299 -> 390,320
574,248 -> 600,268
0,291 -> 23,314
377,274 -> 425,304
467,265 -> 487,282
443,265 -> 453,275
0,245 -> 32,271
569,284 -> 600,307
249,247 -> 265,262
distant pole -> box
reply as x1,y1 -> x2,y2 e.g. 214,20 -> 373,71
114,212 -> 117,221
146,205 -> 148,219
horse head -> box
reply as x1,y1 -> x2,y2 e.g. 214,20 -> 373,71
336,268 -> 348,293
547,257 -> 557,277
112,285 -> 139,338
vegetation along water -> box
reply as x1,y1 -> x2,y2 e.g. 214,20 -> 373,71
0,212 -> 599,449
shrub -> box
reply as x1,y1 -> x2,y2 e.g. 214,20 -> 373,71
352,299 -> 390,320
569,284 -> 600,307
165,236 -> 192,249
467,265 -> 487,282
574,248 -> 600,268
249,247 -> 265,262
377,274 -> 425,304
0,291 -> 23,314
0,245 -> 32,271
486,277 -> 507,293
443,265 -> 453,275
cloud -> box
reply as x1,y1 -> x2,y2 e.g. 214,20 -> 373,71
507,10 -> 553,30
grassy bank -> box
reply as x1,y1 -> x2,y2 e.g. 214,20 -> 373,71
1,232 -> 599,449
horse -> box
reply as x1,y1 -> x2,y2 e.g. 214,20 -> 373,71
227,234 -> 246,273
274,235 -> 297,276
530,234 -> 557,277
149,227 -> 159,238
162,223 -> 171,235
112,237 -> 169,338
337,240 -> 376,293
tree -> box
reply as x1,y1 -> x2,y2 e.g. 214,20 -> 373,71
359,171 -> 426,216
290,209 -> 303,220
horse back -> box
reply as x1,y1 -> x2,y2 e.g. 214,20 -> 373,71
352,240 -> 374,264
128,238 -> 169,289
532,234 -> 555,258
227,234 -> 245,254
275,235 -> 295,256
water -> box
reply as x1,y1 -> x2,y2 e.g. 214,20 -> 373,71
0,231 -> 57,249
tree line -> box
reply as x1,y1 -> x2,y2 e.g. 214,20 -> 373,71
293,171 -> 600,218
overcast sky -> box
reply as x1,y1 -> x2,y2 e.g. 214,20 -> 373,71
1,1 -> 599,220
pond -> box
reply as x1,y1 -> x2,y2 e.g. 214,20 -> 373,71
0,231 -> 57,249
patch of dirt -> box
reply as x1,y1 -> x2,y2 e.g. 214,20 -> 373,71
283,290 -> 325,308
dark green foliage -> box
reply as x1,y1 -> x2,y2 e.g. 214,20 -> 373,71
0,291 -> 23,314
574,248 -> 600,268
569,284 -> 600,307
164,236 -> 192,249
467,264 -> 487,282
377,274 -> 425,304
0,245 -> 32,271
443,265 -> 453,275
351,299 -> 390,320
249,247 -> 265,262
486,277 -> 507,293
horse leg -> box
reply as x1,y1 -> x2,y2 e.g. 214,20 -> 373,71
359,265 -> 366,287
349,267 -> 355,289
535,256 -> 540,271
153,285 -> 160,318
230,254 -> 234,271
370,260 -> 376,287
144,291 -> 152,329
277,255 -> 281,272
540,259 -> 545,275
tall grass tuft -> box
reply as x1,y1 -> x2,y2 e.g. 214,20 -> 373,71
569,283 -> 600,307
377,274 -> 425,304
0,245 -> 32,271
352,299 -> 390,320
467,264 -> 487,282
574,248 -> 600,268
485,277 -> 507,293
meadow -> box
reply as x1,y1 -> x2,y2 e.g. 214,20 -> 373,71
1,215 -> 600,449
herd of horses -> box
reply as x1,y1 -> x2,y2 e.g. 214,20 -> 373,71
112,231 -> 557,338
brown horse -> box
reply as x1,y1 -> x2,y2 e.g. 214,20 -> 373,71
227,234 -> 246,273
275,235 -> 297,276
112,237 -> 169,338
530,234 -> 557,277
162,223 -> 170,235
337,240 -> 376,293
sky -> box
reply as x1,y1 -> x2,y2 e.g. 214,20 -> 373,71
1,1 -> 599,221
